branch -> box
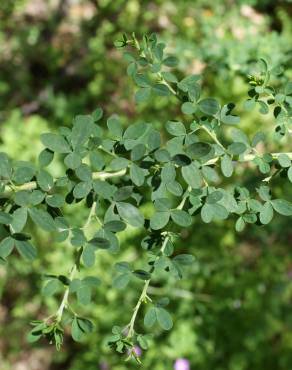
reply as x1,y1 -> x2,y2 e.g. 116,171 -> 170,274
1,169 -> 127,198
126,235 -> 169,338
126,187 -> 190,338
56,201 -> 97,322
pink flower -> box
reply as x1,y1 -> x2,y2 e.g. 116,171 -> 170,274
127,345 -> 142,357
174,358 -> 190,370
99,362 -> 109,370
133,345 -> 142,357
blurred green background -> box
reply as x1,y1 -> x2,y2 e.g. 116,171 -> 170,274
0,0 -> 292,369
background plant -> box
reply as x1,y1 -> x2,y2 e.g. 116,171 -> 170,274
0,1 -> 292,370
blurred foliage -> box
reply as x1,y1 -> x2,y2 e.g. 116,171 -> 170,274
0,0 -> 291,369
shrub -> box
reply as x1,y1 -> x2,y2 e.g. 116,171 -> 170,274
0,33 -> 291,364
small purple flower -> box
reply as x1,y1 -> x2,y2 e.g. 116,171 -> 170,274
133,345 -> 142,357
174,358 -> 190,370
99,361 -> 109,370
127,345 -> 142,357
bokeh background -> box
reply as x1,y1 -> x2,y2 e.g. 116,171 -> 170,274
0,0 -> 292,369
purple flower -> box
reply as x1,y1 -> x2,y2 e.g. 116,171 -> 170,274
174,358 -> 190,370
127,345 -> 142,357
133,345 -> 142,357
99,362 -> 109,370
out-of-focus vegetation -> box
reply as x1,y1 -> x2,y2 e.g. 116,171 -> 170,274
0,1 -> 291,369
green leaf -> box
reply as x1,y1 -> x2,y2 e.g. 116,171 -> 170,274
260,202 -> 274,224
104,220 -> 126,233
171,209 -> 192,227
163,55 -> 178,67
227,142 -> 247,155
124,122 -> 147,140
161,71 -> 178,83
201,203 -> 228,223
201,203 -> 213,223
71,317 -> 83,342
29,190 -> 45,205
166,136 -> 184,156
220,103 -> 240,124
235,217 -> 245,232
148,130 -> 161,150
130,163 -> 145,187
278,154 -> 291,168
150,211 -> 170,230
258,100 -> 269,114
154,198 -> 172,212
71,115 -> 94,148
251,132 -> 265,147
78,317 -> 94,334
112,273 -> 131,289
73,181 -> 92,199
152,83 -> 170,96
82,244 -> 96,267
75,164 -> 92,182
173,254 -> 194,265
131,143 -> 146,161
0,211 -> 12,224
178,75 -> 200,93
288,167 -> 292,183
135,88 -> 151,103
144,308 -> 157,328
88,237 -> 110,249
243,213 -> 257,224
133,269 -> 151,280
198,98 -> 220,115
172,154 -> 191,167
166,121 -> 186,136
93,180 -> 116,199
116,202 -> 144,227
71,228 -> 87,247
38,149 -> 54,167
181,163 -> 202,188
161,163 -> 176,183
110,157 -> 129,171
166,181 -> 183,197
14,191 -> 30,207
181,102 -> 196,115
41,133 -> 71,153
202,166 -> 219,183
92,107 -> 103,122
114,261 -> 131,273
90,152 -> 105,171
28,208 -> 56,232
107,115 -> 123,138
10,207 -> 27,233
77,285 -> 92,305
0,152 -> 12,179
271,199 -> 292,216
156,308 -> 173,330
37,170 -> 54,192
221,154 -> 233,177
206,190 -> 223,204
243,99 -> 256,111
13,164 -> 35,185
46,194 -> 65,208
231,129 -> 249,146
64,152 -> 82,169
82,276 -> 101,288
0,237 -> 14,258
186,142 -> 212,159
154,149 -> 171,163
15,240 -> 37,260
257,185 -> 271,201
42,279 -> 61,296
